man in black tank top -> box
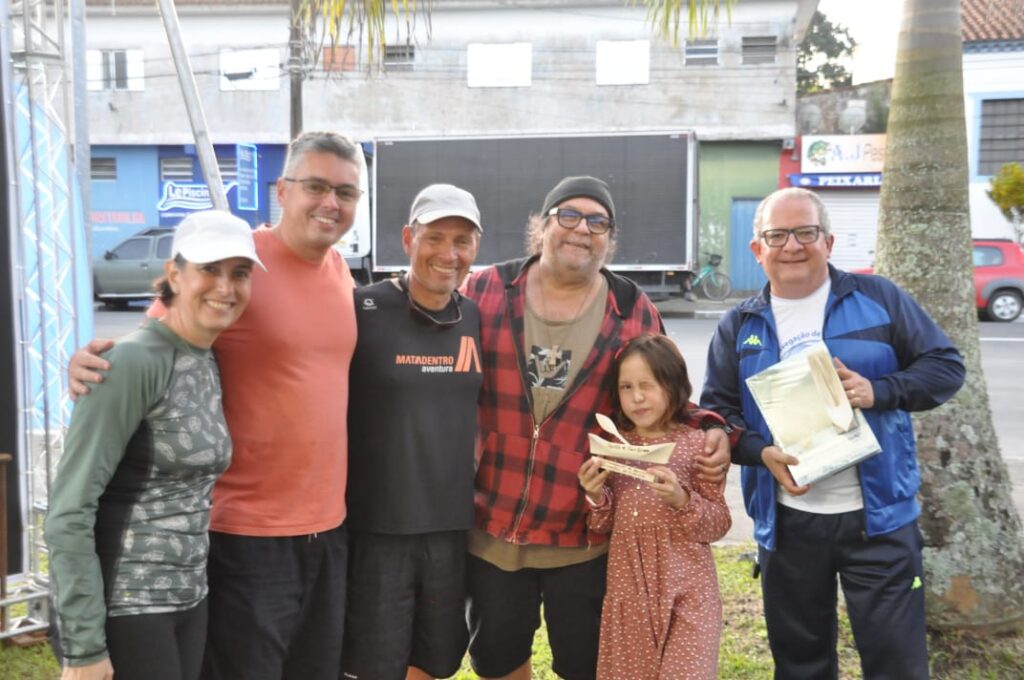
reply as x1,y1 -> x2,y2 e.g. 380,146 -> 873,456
342,185 -> 484,680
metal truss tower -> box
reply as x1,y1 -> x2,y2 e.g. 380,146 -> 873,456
2,0 -> 91,639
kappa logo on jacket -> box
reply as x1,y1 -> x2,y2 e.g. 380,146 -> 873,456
742,334 -> 763,347
393,336 -> 481,374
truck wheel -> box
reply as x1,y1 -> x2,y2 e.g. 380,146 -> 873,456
700,273 -> 732,301
987,290 -> 1022,322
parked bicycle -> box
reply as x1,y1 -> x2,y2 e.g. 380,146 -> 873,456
691,253 -> 732,301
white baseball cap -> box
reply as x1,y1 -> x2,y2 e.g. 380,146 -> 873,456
172,210 -> 266,270
408,183 -> 482,232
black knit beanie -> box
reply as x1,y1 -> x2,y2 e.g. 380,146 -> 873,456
540,176 -> 615,223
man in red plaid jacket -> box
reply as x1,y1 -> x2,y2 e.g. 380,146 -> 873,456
461,176 -> 732,680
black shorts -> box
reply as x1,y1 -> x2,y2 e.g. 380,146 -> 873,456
466,553 -> 607,680
202,524 -> 348,680
341,530 -> 469,680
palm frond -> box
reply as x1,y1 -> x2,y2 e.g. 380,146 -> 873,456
633,0 -> 735,47
299,0 -> 432,72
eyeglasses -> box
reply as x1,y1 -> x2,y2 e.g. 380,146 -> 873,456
283,177 -> 364,204
760,225 -> 822,248
398,275 -> 463,327
547,207 -> 614,235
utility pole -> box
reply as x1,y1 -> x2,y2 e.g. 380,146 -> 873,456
289,0 -> 303,139
155,0 -> 228,210
70,0 -> 91,257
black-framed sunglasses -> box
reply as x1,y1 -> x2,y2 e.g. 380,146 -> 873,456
283,177 -> 364,204
397,275 -> 463,327
760,225 -> 822,248
547,207 -> 614,235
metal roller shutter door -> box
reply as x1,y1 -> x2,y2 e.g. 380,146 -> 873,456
818,190 -> 881,270
268,184 -> 282,225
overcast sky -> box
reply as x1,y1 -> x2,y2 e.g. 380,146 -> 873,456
816,0 -> 902,84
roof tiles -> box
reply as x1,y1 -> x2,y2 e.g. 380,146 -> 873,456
962,0 -> 1024,42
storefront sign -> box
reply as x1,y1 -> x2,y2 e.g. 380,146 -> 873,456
91,210 -> 147,225
801,134 -> 886,174
789,173 -> 883,188
236,144 -> 258,211
157,181 -> 238,211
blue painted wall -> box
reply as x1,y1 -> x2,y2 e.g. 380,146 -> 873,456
90,145 -> 159,257
90,143 -> 288,257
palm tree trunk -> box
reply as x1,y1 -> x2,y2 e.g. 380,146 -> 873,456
876,0 -> 1024,630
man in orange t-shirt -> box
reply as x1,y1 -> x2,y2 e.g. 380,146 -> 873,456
69,131 -> 362,680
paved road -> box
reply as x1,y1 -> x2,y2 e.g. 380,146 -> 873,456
92,306 -> 1024,546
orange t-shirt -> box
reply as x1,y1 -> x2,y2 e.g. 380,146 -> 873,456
153,228 -> 356,536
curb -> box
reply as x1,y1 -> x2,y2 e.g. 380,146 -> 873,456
658,308 -> 729,320
655,296 -> 749,320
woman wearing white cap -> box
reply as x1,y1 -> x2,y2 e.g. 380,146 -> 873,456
45,210 -> 265,680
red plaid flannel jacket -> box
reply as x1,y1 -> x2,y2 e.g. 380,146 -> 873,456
462,256 -> 666,548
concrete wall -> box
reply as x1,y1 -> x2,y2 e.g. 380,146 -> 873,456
796,80 -> 890,135
84,0 -> 810,144
85,6 -> 292,144
305,1 -> 803,140
963,47 -> 1024,240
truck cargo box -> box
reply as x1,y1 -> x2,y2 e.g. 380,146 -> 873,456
371,131 -> 698,293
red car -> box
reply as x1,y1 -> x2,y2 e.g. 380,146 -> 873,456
855,239 -> 1024,322
973,239 -> 1024,322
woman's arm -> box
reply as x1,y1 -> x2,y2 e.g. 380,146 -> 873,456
45,336 -> 168,667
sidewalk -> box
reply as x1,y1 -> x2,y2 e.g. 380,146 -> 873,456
654,294 -> 749,319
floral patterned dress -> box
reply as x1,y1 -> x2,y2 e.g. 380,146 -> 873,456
587,425 -> 731,679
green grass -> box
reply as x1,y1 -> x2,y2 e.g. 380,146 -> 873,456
3,544 -> 1022,679
0,642 -> 59,680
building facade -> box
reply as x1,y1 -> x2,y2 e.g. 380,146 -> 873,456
962,0 -> 1024,239
83,0 -> 817,283
768,0 -> 1024,284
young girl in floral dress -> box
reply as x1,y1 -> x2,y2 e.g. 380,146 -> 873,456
578,333 -> 731,679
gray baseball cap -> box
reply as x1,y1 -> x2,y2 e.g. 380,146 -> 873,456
408,183 -> 482,232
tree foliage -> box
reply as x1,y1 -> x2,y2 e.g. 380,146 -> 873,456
797,10 -> 856,94
988,162 -> 1024,240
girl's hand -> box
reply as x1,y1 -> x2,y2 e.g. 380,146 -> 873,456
648,466 -> 690,510
62,658 -> 114,680
578,458 -> 611,504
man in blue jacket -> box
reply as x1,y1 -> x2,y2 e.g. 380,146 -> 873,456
701,188 -> 965,679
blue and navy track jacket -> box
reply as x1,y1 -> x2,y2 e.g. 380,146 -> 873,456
700,265 -> 965,551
